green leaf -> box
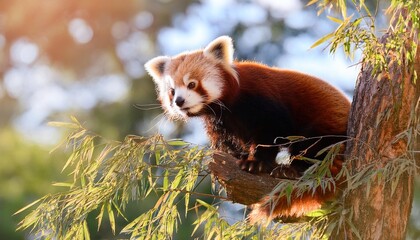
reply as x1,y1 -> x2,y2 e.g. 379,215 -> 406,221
306,208 -> 328,217
70,115 -> 82,125
69,129 -> 87,140
171,169 -> 184,189
107,202 -> 116,235
83,220 -> 91,240
310,32 -> 335,49
163,170 -> 169,191
97,204 -> 106,232
167,139 -> 189,147
62,151 -> 78,173
112,200 -> 128,221
52,182 -> 73,188
48,121 -> 79,129
339,0 -> 347,18
196,199 -> 215,210
285,136 -> 305,141
306,0 -> 319,6
14,198 -> 43,216
327,16 -> 344,24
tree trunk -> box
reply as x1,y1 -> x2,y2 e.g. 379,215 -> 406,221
208,8 -> 420,240
336,14 -> 420,239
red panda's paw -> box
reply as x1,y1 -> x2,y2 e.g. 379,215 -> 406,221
270,165 -> 301,180
236,158 -> 267,173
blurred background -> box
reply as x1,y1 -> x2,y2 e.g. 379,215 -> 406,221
2,0 -> 418,239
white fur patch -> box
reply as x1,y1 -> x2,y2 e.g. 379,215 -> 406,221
185,91 -> 204,110
275,148 -> 292,165
201,74 -> 223,101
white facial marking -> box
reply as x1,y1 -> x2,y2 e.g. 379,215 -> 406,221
185,92 -> 204,113
201,68 -> 223,101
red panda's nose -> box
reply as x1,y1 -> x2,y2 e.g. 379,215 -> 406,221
175,97 -> 185,107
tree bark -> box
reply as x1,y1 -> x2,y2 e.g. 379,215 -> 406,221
209,152 -> 281,206
336,18 -> 420,240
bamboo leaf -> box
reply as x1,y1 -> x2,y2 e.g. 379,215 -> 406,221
306,0 -> 319,6
62,151 -> 79,172
163,170 -> 169,191
339,0 -> 347,18
167,139 -> 189,147
327,16 -> 344,24
107,202 -> 116,235
196,199 -> 215,211
14,198 -> 43,216
310,32 -> 335,49
285,136 -> 305,141
70,115 -> 82,125
52,182 -> 73,188
69,129 -> 87,140
83,220 -> 91,240
97,204 -> 105,232
171,168 -> 184,189
48,121 -> 79,129
112,200 -> 128,221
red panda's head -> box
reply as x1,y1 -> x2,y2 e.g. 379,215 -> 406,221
145,36 -> 238,120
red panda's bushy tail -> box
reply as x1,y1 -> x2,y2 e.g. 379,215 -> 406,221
248,186 -> 336,224
248,156 -> 344,224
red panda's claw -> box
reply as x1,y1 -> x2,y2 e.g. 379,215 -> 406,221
236,159 -> 266,174
258,162 -> 264,172
248,163 -> 255,172
236,159 -> 248,171
270,166 -> 301,180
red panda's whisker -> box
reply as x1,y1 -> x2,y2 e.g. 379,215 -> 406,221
143,112 -> 165,133
134,103 -> 162,111
204,103 -> 217,118
213,99 -> 231,113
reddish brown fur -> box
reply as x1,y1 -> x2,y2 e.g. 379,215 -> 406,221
233,61 -> 350,135
207,61 -> 350,222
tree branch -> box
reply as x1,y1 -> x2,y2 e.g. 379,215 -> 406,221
208,152 -> 281,206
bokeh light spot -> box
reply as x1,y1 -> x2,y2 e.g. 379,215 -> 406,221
134,11 -> 154,30
68,18 -> 94,44
10,38 -> 39,65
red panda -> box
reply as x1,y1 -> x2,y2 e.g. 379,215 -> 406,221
145,36 -> 351,223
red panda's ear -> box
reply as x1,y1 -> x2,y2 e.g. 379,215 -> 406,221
144,56 -> 171,81
204,36 -> 234,64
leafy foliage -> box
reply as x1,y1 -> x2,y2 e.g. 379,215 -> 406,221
311,0 -> 419,78
16,117 -> 214,239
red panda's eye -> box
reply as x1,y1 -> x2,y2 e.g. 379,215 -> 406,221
187,82 -> 196,89
169,88 -> 175,96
